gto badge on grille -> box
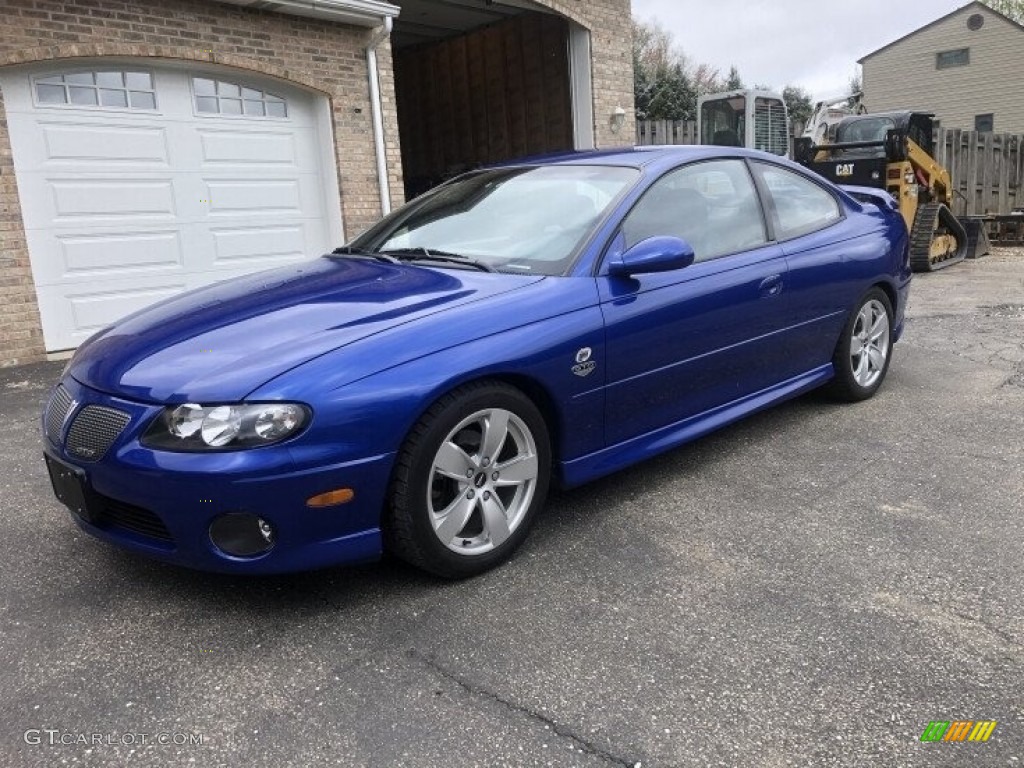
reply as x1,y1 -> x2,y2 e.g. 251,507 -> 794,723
572,348 -> 596,377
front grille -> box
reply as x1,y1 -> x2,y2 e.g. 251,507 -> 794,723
66,405 -> 131,462
45,385 -> 74,446
96,495 -> 174,544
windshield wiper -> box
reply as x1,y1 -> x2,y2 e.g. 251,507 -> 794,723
330,246 -> 400,264
379,247 -> 496,273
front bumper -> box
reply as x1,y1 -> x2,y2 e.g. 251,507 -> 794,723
43,377 -> 394,573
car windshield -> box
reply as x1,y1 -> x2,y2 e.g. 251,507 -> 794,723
351,165 -> 639,275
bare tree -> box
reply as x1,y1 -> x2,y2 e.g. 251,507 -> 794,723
725,66 -> 743,91
633,17 -> 701,120
691,63 -> 723,95
632,17 -> 687,79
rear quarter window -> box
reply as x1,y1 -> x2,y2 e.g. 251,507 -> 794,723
753,163 -> 842,240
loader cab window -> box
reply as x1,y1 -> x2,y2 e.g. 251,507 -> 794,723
907,115 -> 935,155
837,117 -> 894,144
835,116 -> 895,159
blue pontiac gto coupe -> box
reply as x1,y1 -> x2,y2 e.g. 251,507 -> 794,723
43,146 -> 910,578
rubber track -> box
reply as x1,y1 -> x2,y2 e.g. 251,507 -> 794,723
910,202 -> 967,272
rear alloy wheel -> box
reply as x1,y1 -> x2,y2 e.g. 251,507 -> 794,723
829,288 -> 893,401
385,382 -> 550,578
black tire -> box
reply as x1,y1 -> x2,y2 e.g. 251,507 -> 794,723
828,287 -> 894,402
383,381 -> 551,579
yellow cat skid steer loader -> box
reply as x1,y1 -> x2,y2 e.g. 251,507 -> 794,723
794,111 -> 988,272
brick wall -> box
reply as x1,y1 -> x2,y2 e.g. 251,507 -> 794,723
534,0 -> 636,147
0,0 -> 403,365
0,81 -> 44,366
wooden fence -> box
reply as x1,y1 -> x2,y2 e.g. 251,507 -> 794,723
635,120 -> 1024,215
935,130 -> 1023,216
635,120 -> 699,146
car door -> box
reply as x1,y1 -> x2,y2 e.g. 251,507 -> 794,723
597,158 -> 791,447
750,161 -> 859,376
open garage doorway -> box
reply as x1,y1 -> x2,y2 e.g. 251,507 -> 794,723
392,0 -> 594,200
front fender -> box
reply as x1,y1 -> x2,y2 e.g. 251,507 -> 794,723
251,303 -> 609,473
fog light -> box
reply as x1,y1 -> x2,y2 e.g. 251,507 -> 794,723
209,513 -> 275,557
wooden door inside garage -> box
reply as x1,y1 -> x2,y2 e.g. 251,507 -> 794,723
394,12 -> 573,200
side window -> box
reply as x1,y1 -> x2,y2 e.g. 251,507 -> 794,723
33,71 -> 156,110
753,163 -> 841,240
621,159 -> 767,262
192,77 -> 288,118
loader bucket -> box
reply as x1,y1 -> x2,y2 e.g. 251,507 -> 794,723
961,218 -> 991,259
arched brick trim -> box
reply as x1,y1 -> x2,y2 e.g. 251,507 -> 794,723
532,0 -> 590,30
0,44 -> 329,96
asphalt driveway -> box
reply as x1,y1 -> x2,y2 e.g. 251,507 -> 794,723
2,251 -> 1022,767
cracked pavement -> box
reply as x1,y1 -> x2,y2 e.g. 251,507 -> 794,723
2,250 -> 1023,767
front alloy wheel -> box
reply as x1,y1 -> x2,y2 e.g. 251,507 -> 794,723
385,381 -> 551,578
428,408 -> 539,555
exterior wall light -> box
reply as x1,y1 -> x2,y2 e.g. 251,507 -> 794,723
610,105 -> 627,134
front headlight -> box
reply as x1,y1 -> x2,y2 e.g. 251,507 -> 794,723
142,402 -> 310,451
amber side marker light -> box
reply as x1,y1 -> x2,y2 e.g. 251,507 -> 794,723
306,488 -> 355,508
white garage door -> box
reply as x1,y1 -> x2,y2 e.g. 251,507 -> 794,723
1,62 -> 342,351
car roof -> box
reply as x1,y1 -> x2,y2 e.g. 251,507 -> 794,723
491,145 -> 795,174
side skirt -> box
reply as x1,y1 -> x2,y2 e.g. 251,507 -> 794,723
559,364 -> 834,488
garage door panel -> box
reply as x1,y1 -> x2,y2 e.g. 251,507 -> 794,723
5,113 -> 171,173
205,178 -> 303,216
49,178 -> 178,221
198,128 -> 297,166
67,283 -> 187,332
40,122 -> 170,166
36,280 -> 187,349
209,224 -> 309,266
57,231 -> 184,279
24,226 -> 185,285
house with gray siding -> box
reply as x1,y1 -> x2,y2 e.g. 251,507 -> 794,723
860,1 -> 1024,133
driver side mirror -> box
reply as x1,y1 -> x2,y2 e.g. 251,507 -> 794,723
607,236 -> 696,277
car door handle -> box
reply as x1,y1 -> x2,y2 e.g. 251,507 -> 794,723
759,274 -> 784,298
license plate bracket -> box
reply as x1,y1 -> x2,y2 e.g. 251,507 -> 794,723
44,454 -> 96,524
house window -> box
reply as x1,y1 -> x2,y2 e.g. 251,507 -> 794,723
975,113 -> 994,132
33,71 -> 157,110
936,48 -> 970,69
192,77 -> 288,118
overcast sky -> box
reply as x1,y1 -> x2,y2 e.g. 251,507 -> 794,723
631,0 -> 969,100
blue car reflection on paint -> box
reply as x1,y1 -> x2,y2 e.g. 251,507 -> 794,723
43,146 -> 910,578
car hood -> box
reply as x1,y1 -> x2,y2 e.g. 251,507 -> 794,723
68,257 -> 543,403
